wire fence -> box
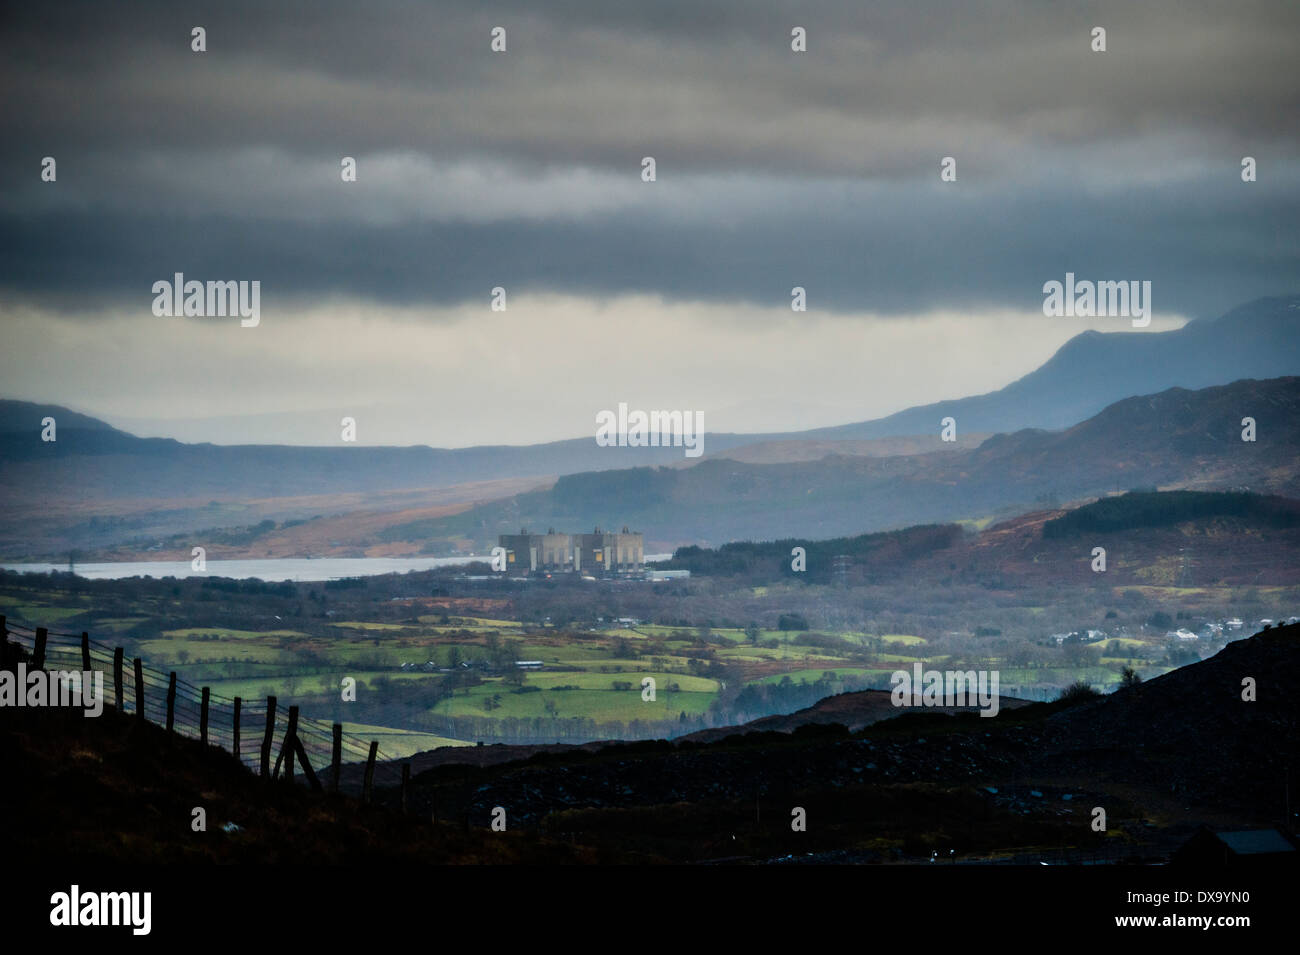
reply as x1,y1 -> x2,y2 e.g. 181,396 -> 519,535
0,616 -> 409,797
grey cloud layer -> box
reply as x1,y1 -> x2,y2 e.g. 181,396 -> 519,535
6,170 -> 1296,318
1,0 -> 1297,317
6,1 -> 1297,166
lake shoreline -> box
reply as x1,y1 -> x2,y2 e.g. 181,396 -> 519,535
0,553 -> 676,582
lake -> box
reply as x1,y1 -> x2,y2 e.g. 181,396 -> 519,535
1,556 -> 482,582
0,554 -> 675,582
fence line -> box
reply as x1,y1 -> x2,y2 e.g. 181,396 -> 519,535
0,616 -> 412,803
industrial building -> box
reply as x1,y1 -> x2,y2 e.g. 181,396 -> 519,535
499,526 -> 644,576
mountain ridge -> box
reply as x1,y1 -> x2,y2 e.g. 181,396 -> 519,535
2,294 -> 1296,494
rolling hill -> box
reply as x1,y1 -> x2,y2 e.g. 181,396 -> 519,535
2,295 -> 1297,558
387,377 -> 1300,548
2,294 -> 1296,497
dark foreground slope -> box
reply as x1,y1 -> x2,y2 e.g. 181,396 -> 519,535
1034,626 -> 1299,815
387,625 -> 1299,862
2,626 -> 1295,864
679,689 -> 1035,743
0,705 -> 590,863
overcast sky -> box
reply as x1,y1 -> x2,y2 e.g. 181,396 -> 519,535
1,1 -> 1297,446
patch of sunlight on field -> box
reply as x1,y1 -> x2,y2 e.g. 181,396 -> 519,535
718,645 -> 818,661
201,677 -> 318,700
430,684 -> 716,720
636,624 -> 693,637
429,624 -> 517,635
880,634 -> 926,645
458,616 -> 523,627
585,657 -> 657,670
1123,585 -> 1209,598
340,723 -> 472,752
636,624 -> 791,643
163,627 -> 309,640
749,667 -> 883,686
328,621 -> 416,631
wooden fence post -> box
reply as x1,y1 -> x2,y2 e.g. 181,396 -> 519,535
113,648 -> 123,712
362,741 -> 378,803
260,696 -> 277,778
165,672 -> 177,732
331,723 -> 342,794
133,657 -> 144,722
34,627 -> 47,669
200,687 -> 210,745
291,735 -> 322,792
401,762 -> 410,814
232,697 -> 242,762
81,632 -> 90,671
284,706 -> 300,783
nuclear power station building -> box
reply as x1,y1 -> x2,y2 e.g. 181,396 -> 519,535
499,527 -> 644,576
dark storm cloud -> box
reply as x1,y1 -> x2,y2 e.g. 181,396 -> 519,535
4,170 -> 1296,320
1,0 -> 1297,316
5,0 -> 1297,167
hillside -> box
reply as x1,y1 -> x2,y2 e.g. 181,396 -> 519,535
802,294 -> 1300,439
2,294 -> 1296,558
384,624 -> 1299,862
1034,624 -> 1300,815
679,688 -> 1035,743
397,377 -> 1300,548
659,489 -> 1300,589
6,625 -> 1293,864
0,704 -> 590,863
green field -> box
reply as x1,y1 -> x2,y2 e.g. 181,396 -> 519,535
430,681 -> 716,720
339,723 -> 471,755
881,634 -> 926,646
750,667 -> 886,686
1,575 -> 1214,747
